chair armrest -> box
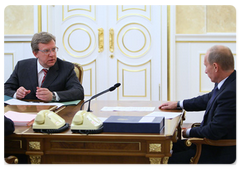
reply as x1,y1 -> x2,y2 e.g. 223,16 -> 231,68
187,122 -> 236,163
5,156 -> 18,164
185,138 -> 236,163
187,138 -> 236,146
191,123 -> 201,128
203,138 -> 236,146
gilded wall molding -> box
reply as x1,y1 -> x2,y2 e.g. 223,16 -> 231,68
62,5 -> 96,21
117,22 -> 151,58
175,33 -> 236,42
4,35 -> 33,42
82,59 -> 96,97
117,59 -> 152,100
117,5 -> 151,21
4,53 -> 14,71
62,23 -> 96,58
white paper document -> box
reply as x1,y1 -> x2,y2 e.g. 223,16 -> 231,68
139,116 -> 155,123
101,106 -> 155,112
5,98 -> 64,108
146,111 -> 182,119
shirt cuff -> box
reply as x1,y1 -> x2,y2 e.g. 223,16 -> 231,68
186,128 -> 191,137
53,92 -> 60,101
13,92 -> 17,99
179,100 -> 184,109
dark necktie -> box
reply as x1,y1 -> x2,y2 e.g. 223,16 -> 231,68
41,69 -> 48,87
209,86 -> 219,105
201,86 -> 219,126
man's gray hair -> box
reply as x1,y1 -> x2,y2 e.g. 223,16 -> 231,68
31,32 -> 56,53
208,45 -> 234,71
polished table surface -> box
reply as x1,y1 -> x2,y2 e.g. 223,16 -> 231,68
4,100 -> 184,164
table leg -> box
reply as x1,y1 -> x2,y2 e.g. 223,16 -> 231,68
29,155 -> 41,164
149,157 -> 162,164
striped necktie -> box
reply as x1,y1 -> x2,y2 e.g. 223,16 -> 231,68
41,69 -> 48,87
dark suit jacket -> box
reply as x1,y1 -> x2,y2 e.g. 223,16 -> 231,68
4,58 -> 84,102
4,116 -> 15,136
183,70 -> 236,163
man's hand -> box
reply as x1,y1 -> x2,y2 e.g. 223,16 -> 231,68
36,87 -> 53,102
159,101 -> 178,110
16,86 -> 31,99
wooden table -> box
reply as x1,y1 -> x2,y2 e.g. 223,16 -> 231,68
4,100 -> 184,164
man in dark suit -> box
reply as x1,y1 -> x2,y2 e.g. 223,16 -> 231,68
4,116 -> 15,136
4,32 -> 84,102
159,45 -> 236,163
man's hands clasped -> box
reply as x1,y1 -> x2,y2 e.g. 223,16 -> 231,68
16,86 -> 53,102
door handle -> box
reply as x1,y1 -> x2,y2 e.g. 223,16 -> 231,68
98,28 -> 104,53
109,28 -> 114,53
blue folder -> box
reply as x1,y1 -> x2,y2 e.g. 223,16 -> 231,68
103,116 -> 164,133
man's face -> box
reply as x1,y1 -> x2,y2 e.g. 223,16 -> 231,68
33,40 -> 57,68
204,52 -> 216,83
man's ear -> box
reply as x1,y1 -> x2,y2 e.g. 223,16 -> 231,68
213,63 -> 219,72
33,51 -> 38,58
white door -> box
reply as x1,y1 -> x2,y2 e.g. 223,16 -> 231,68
46,5 -> 166,101
107,6 -> 162,101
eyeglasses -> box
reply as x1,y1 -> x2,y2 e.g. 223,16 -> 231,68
38,47 -> 59,55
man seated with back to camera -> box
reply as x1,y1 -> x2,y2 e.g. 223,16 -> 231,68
159,45 -> 236,164
4,32 -> 84,102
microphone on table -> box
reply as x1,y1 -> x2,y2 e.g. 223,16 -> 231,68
80,83 -> 121,112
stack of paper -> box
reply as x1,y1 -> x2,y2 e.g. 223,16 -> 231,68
4,97 -> 81,108
5,98 -> 64,108
101,107 -> 155,112
145,111 -> 182,119
5,111 -> 37,126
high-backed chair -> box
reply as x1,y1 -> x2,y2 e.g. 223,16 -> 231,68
185,123 -> 236,164
73,63 -> 83,84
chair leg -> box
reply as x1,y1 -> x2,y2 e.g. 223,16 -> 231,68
190,144 -> 202,164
